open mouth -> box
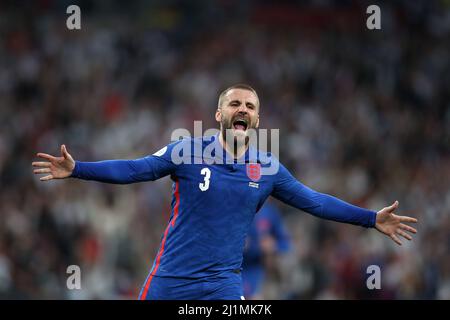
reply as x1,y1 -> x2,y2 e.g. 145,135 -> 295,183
232,119 -> 248,131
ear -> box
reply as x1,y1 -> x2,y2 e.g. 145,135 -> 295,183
215,109 -> 222,123
255,115 -> 259,128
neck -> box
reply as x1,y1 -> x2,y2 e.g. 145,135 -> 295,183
218,131 -> 248,160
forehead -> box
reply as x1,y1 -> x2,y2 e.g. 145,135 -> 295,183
223,88 -> 259,105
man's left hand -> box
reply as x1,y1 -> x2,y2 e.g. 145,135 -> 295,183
375,200 -> 418,245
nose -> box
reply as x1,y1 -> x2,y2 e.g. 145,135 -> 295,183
236,104 -> 249,114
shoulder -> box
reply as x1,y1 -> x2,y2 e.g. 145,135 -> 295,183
171,135 -> 217,149
249,148 -> 283,173
251,150 -> 295,185
149,137 -> 191,160
152,135 -> 218,163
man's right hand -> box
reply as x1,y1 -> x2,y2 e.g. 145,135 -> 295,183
32,144 -> 75,181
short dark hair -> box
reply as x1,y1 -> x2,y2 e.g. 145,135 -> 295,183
217,84 -> 259,109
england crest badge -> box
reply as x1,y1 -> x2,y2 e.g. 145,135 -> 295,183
246,163 -> 261,182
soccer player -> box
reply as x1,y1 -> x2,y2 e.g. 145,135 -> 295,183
242,201 -> 291,299
32,84 -> 418,300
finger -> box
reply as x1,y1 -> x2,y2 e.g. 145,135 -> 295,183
386,200 -> 399,213
61,144 -> 69,159
34,168 -> 51,174
32,162 -> 51,168
399,223 -> 417,234
40,175 -> 54,181
390,234 -> 402,246
399,216 -> 418,223
37,153 -> 58,161
396,229 -> 412,241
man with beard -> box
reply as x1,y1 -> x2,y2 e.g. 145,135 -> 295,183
32,84 -> 418,300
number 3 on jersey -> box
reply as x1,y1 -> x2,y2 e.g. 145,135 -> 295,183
199,167 -> 211,191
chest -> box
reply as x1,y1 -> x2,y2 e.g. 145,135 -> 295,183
176,163 -> 272,208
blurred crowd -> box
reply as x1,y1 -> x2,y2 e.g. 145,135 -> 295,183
0,0 -> 449,299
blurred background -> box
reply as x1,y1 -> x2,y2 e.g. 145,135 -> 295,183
0,0 -> 449,299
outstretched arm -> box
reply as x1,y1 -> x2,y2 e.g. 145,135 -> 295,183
271,163 -> 417,245
32,144 -> 177,184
